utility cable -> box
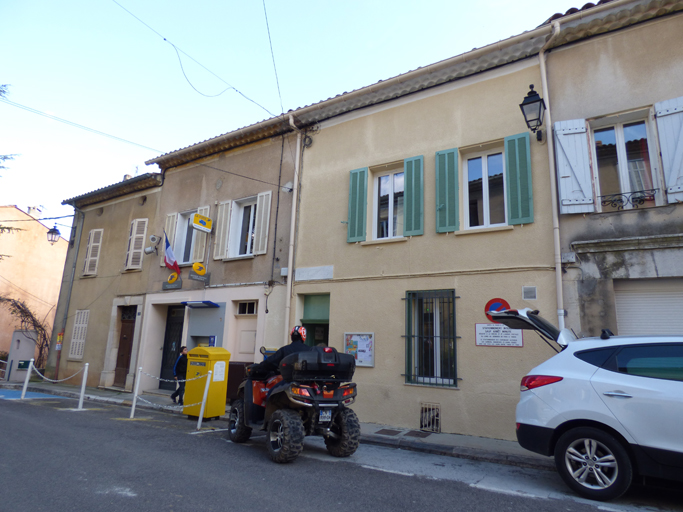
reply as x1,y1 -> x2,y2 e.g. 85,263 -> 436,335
0,98 -> 161,153
111,0 -> 278,117
262,0 -> 284,116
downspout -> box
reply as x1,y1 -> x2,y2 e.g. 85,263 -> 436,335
284,115 -> 302,345
55,207 -> 84,378
539,21 -> 564,329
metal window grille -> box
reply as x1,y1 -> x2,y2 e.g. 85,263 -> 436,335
420,402 -> 441,433
405,290 -> 457,387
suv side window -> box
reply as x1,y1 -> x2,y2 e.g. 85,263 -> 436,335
612,344 -> 683,382
575,347 -> 618,368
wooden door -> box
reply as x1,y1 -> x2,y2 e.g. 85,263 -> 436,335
114,306 -> 136,387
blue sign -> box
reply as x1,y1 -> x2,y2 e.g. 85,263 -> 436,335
209,336 -> 216,347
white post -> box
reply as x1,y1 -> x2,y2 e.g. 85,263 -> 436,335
129,367 -> 143,419
20,358 -> 34,400
77,363 -> 89,410
196,371 -> 212,431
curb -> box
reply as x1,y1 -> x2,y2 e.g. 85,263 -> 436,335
361,434 -> 555,471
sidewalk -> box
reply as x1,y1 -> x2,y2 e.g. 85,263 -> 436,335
0,380 -> 554,471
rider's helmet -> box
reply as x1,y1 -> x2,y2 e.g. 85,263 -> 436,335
290,325 -> 307,343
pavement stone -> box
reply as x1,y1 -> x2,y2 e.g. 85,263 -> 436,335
0,380 -> 554,471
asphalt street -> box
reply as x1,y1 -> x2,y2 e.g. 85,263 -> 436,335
1,395 -> 682,512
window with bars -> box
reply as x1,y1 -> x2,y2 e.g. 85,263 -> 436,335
405,290 -> 457,387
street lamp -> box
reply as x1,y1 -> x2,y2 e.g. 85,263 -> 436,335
47,225 -> 61,245
519,84 -> 546,141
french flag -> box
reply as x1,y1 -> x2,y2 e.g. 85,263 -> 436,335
164,232 -> 181,275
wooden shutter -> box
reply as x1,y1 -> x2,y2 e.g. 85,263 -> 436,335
82,229 -> 103,276
655,96 -> 683,203
68,309 -> 89,360
435,149 -> 459,233
404,156 -> 424,236
253,191 -> 272,255
347,168 -> 367,242
505,133 -> 534,225
213,201 -> 231,260
124,218 -> 148,270
161,213 -> 178,266
554,119 -> 595,214
192,206 -> 210,263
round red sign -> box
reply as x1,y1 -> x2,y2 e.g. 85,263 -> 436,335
485,298 -> 510,322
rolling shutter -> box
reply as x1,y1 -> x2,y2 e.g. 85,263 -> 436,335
192,206 -> 210,263
505,133 -> 534,225
161,213 -> 178,266
213,200 -> 231,260
435,148 -> 459,233
68,309 -> 89,360
253,191 -> 272,255
82,229 -> 103,276
655,96 -> 683,203
554,119 -> 595,214
124,218 -> 148,270
347,168 -> 367,242
404,155 -> 424,236
614,279 -> 683,335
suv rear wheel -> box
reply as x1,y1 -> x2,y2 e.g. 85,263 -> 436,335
554,427 -> 632,501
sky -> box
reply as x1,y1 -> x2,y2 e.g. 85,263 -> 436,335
0,0 -> 583,234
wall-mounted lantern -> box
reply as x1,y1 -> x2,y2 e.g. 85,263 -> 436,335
519,84 -> 546,141
47,225 -> 61,245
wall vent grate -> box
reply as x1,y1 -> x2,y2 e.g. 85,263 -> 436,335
522,286 -> 537,301
420,402 -> 441,433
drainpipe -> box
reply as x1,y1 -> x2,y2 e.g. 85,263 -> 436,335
539,21 -> 564,329
284,115 -> 302,345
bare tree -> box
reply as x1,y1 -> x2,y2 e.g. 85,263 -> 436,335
0,295 -> 52,368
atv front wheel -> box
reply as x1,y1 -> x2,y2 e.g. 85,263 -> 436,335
267,409 -> 305,463
325,408 -> 360,457
227,398 -> 252,443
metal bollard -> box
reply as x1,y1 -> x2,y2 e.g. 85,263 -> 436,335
20,358 -> 34,400
129,367 -> 143,419
196,371 -> 212,431
77,363 -> 89,410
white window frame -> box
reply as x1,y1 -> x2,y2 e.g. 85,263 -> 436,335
589,110 -> 665,212
123,218 -> 148,271
174,209 -> 198,265
228,197 -> 258,258
463,148 -> 507,229
371,165 -> 405,240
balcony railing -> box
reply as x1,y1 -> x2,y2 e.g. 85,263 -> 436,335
600,189 -> 657,210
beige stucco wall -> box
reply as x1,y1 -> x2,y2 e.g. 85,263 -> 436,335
0,206 -> 68,359
547,13 -> 683,337
294,60 -> 559,440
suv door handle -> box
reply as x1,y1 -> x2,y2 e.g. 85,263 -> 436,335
603,391 -> 633,399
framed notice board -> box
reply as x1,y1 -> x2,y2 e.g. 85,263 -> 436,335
344,332 -> 374,367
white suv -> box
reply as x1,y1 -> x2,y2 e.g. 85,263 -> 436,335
492,308 -> 683,501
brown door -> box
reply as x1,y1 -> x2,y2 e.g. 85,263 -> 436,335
114,306 -> 137,387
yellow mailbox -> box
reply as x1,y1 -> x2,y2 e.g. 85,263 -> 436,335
184,347 -> 231,419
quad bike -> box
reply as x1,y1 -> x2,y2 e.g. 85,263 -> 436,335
228,345 -> 360,463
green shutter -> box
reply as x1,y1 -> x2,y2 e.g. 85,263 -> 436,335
347,168 -> 368,242
505,133 -> 533,225
435,149 -> 459,233
403,156 -> 424,236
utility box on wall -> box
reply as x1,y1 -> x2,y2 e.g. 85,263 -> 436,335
6,330 -> 37,382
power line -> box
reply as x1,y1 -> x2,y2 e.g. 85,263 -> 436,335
262,0 -> 284,116
0,98 -> 162,153
111,0 -> 278,117
0,215 -> 74,223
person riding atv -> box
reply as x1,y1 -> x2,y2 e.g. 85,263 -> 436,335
228,326 -> 360,463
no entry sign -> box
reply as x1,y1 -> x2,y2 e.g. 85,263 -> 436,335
485,298 -> 510,322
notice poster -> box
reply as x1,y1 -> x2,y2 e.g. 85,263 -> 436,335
344,332 -> 374,367
475,324 -> 523,347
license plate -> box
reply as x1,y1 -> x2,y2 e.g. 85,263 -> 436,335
319,409 -> 332,423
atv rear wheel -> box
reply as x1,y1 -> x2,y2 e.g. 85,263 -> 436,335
227,398 -> 252,443
325,408 -> 360,457
267,409 -> 305,463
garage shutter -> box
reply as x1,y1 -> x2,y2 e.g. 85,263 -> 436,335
614,279 -> 683,335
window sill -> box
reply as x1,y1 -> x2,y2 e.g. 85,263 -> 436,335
403,382 -> 459,390
360,237 -> 408,246
454,225 -> 514,237
223,254 -> 255,262
122,268 -> 142,273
